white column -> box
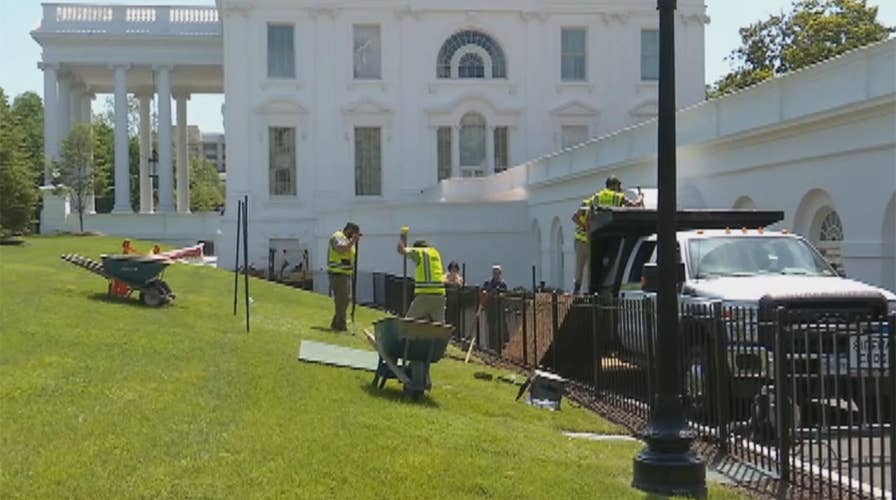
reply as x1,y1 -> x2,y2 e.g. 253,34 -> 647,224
80,92 -> 92,124
69,83 -> 83,128
486,126 -> 495,176
39,62 -> 59,185
138,94 -> 153,213
83,92 -> 96,214
451,126 -> 460,178
156,66 -> 175,213
112,65 -> 132,214
57,76 -> 71,142
175,93 -> 190,213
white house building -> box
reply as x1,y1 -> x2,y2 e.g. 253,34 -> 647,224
32,2 -> 895,294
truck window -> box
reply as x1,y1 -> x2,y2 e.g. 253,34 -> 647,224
627,241 -> 657,283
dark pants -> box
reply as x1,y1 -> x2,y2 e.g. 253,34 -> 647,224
329,273 -> 352,330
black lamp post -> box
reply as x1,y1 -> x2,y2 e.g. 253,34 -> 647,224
148,148 -> 159,207
632,0 -> 706,497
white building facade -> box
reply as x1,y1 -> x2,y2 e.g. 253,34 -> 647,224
218,0 -> 708,278
33,2 -> 894,294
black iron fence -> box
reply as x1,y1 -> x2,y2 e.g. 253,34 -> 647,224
370,273 -> 895,499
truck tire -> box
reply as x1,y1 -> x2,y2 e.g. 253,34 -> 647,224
681,344 -> 725,426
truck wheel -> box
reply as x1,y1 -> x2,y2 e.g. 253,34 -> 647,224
682,346 -> 722,425
749,386 -> 800,444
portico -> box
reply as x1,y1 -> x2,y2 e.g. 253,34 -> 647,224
32,3 -> 223,214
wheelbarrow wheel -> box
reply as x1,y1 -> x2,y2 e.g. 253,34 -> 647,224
140,285 -> 164,307
403,386 -> 424,401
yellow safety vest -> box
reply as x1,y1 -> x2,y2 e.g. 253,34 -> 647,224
594,188 -> 625,208
574,198 -> 592,243
327,231 -> 355,275
409,247 -> 445,296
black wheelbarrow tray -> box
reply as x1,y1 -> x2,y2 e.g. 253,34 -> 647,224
364,317 -> 453,399
60,253 -> 175,306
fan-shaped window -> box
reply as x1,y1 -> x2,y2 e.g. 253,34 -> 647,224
458,53 -> 485,78
819,211 -> 843,241
815,209 -> 844,274
437,30 -> 506,79
459,112 -> 486,168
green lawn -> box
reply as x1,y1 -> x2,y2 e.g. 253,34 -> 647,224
0,237 -> 748,499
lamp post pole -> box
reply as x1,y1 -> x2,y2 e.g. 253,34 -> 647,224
632,0 -> 706,497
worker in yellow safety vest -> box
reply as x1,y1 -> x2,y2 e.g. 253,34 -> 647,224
571,176 -> 644,294
328,222 -> 361,331
397,233 -> 446,323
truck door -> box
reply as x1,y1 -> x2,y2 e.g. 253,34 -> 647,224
618,238 -> 657,354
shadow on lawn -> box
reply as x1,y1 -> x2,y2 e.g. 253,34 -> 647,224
86,292 -> 158,309
359,383 -> 441,408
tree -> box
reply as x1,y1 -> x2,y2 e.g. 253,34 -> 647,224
710,0 -> 893,96
9,92 -> 44,185
54,124 -> 96,233
0,88 -> 39,234
190,157 -> 224,212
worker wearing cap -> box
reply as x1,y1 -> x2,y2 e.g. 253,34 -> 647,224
593,176 -> 644,208
572,176 -> 645,294
397,234 -> 446,323
328,222 -> 361,331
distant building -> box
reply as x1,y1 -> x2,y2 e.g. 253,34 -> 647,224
201,132 -> 226,173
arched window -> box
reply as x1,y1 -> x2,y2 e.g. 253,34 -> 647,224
459,112 -> 486,168
458,52 -> 485,78
815,209 -> 844,274
819,211 -> 843,242
437,30 -> 507,79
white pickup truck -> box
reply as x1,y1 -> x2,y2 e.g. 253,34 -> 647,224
588,208 -> 895,426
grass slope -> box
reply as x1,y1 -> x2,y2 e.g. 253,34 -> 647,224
0,237 -> 746,499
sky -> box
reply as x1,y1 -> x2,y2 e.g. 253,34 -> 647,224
1,0 -> 894,134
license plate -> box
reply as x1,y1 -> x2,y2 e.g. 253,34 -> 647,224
848,335 -> 890,371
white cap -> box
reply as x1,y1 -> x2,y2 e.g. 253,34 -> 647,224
492,264 -> 502,271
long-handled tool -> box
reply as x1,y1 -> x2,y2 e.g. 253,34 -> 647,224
464,291 -> 488,363
350,238 -> 359,336
401,226 -> 409,317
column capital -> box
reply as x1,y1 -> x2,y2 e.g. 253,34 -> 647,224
152,64 -> 173,72
108,63 -> 132,71
172,90 -> 192,100
37,61 -> 59,72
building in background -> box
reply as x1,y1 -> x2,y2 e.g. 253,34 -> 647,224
201,132 -> 226,173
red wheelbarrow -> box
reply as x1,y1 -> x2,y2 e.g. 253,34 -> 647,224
61,253 -> 175,306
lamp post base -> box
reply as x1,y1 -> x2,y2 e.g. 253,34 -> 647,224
632,431 -> 706,499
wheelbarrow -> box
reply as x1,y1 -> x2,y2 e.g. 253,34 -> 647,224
61,253 -> 175,307
364,317 -> 453,400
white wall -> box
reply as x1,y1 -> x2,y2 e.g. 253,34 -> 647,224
40,190 -> 223,247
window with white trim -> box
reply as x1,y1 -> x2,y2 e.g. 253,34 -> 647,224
267,24 -> 295,79
561,125 -> 589,149
459,112 -> 486,169
494,127 -> 509,172
269,127 -> 296,196
437,30 -> 506,79
353,25 -> 381,79
354,127 -> 382,196
641,30 -> 659,81
561,28 -> 587,81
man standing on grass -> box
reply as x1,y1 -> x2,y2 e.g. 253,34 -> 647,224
397,234 -> 446,323
328,222 -> 361,331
